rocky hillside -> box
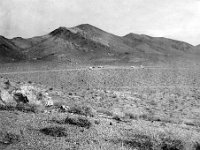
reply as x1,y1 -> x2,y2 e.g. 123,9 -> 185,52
123,33 -> 193,54
0,36 -> 26,62
0,77 -> 53,111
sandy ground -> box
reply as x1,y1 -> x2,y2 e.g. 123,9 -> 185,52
1,66 -> 200,150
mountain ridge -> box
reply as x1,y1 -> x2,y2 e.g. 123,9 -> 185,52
0,24 -> 199,65
0,36 -> 26,62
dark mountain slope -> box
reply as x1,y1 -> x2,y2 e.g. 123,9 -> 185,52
11,35 -> 50,49
189,44 -> 200,55
0,24 -> 198,65
71,24 -> 134,53
123,33 -> 193,55
24,27 -> 115,63
0,36 -> 26,62
22,24 -> 197,64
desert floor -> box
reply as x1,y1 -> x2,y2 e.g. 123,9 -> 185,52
1,65 -> 200,150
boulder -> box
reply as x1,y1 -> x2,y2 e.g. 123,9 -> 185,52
0,89 -> 17,106
0,78 -> 10,90
59,105 -> 69,112
18,85 -> 53,107
13,93 -> 29,104
0,78 -> 53,109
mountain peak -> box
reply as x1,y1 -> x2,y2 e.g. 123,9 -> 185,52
74,24 -> 105,33
49,26 -> 68,36
124,33 -> 153,40
75,24 -> 96,29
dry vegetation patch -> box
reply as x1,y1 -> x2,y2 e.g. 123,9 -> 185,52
2,68 -> 200,149
64,116 -> 92,128
110,134 -> 154,150
0,131 -> 21,145
68,105 -> 95,117
52,115 -> 92,129
0,103 -> 44,113
40,126 -> 68,137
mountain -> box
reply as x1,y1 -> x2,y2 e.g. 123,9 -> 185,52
23,25 -> 123,64
11,35 -> 50,49
196,44 -> 200,47
22,24 -> 194,64
0,24 -> 198,65
0,36 -> 26,62
123,33 -> 193,54
188,44 -> 200,55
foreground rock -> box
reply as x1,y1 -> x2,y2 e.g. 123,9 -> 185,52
0,78 -> 53,112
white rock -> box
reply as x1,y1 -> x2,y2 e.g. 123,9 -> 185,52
0,89 -> 17,106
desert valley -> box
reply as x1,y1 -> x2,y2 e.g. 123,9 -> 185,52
1,24 -> 200,150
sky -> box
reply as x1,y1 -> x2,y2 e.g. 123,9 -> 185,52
0,0 -> 200,45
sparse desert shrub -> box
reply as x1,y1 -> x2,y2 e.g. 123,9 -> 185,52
68,92 -> 73,96
40,126 -> 68,137
111,95 -> 117,98
53,101 -> 70,112
159,135 -> 184,150
184,120 -> 200,127
112,115 -> 122,121
53,101 -> 66,107
0,131 -> 20,145
68,105 -> 94,117
127,134 -> 153,150
124,52 -> 130,55
97,109 -> 113,116
144,115 -> 173,124
193,142 -> 200,150
138,113 -> 156,121
0,103 -> 43,113
3,80 -> 11,90
139,114 -> 149,120
0,104 -> 15,111
64,116 -> 92,129
94,120 -> 100,125
111,134 -> 153,150
16,103 -> 43,113
48,87 -> 53,91
148,100 -> 157,106
59,105 -> 69,113
52,115 -> 92,128
125,112 -> 138,120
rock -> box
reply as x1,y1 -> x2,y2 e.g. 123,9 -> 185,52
0,78 -> 10,90
0,89 -> 17,106
59,105 -> 69,112
18,85 -> 53,107
41,92 -> 53,106
0,78 -> 53,110
19,85 -> 38,105
44,97 -> 53,107
111,108 -> 125,118
13,93 -> 29,104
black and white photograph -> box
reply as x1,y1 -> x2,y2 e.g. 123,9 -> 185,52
1,0 -> 200,149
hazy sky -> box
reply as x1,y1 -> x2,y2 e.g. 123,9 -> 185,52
0,0 -> 200,45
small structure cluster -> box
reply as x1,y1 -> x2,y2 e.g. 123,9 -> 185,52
89,66 -> 104,70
